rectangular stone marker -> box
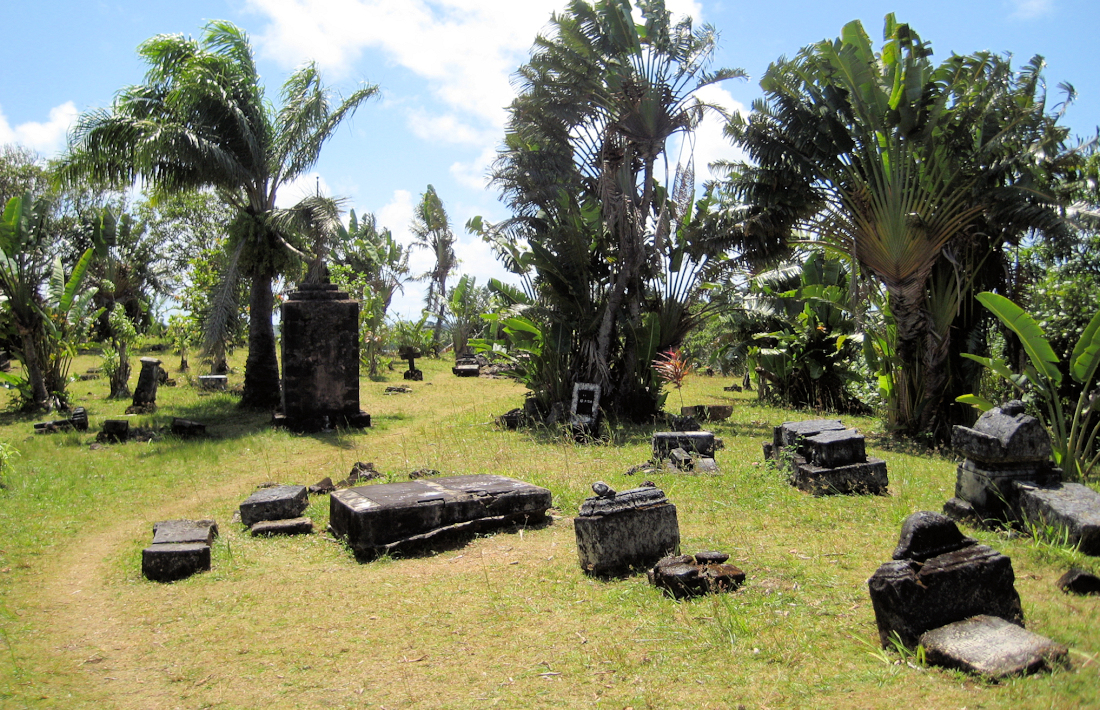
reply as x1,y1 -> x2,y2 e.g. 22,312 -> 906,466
792,457 -> 888,496
239,485 -> 309,527
329,474 -> 552,559
574,487 -> 680,576
772,419 -> 846,452
142,543 -> 211,583
652,431 -> 715,459
570,383 -> 601,426
198,375 -> 227,390
1012,480 -> 1100,555
152,519 -> 219,546
250,517 -> 314,536
800,429 -> 866,468
920,615 -> 1068,679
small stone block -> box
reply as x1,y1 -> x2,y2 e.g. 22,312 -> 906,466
1013,481 -> 1100,555
250,517 -> 314,536
239,485 -> 309,527
152,519 -> 218,546
943,497 -> 980,524
801,429 -> 866,468
669,447 -> 693,470
575,504 -> 680,576
647,553 -> 745,599
694,457 -> 719,474
452,364 -> 480,377
99,419 -> 130,443
652,431 -> 715,459
772,419 -> 846,452
142,543 -> 210,582
170,417 -> 206,437
197,375 -> 228,390
1056,567 -> 1100,595
792,457 -> 888,496
920,615 -> 1068,679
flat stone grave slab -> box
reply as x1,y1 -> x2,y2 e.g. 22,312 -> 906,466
197,375 -> 227,390
652,431 -> 715,459
240,485 -> 309,527
575,484 -> 680,576
142,543 -> 211,583
801,429 -> 866,468
251,517 -> 314,536
152,519 -> 219,546
329,474 -> 552,559
772,419 -> 846,452
1013,480 -> 1100,555
792,457 -> 888,496
920,615 -> 1068,679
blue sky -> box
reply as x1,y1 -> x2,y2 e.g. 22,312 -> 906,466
2,0 -> 1096,318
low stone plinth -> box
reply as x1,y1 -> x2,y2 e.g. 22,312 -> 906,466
329,474 -> 552,559
920,615 -> 1068,679
868,513 -> 1023,649
250,517 -> 314,536
197,375 -> 227,390
99,419 -> 130,443
772,419 -> 845,452
240,485 -> 309,527
792,457 -> 888,496
652,431 -> 715,459
800,429 -> 866,469
171,417 -> 206,438
1013,481 -> 1100,555
152,519 -> 218,546
574,484 -> 679,576
647,551 -> 745,599
142,543 -> 211,582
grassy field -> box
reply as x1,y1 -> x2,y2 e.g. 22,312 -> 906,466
0,350 -> 1097,709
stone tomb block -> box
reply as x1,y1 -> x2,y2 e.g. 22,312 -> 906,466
772,419 -> 846,454
330,474 -> 551,559
800,429 -> 865,468
142,543 -> 211,583
920,615 -> 1068,680
452,354 -> 480,377
251,517 -> 314,537
1013,480 -> 1100,555
792,458 -> 888,496
867,512 -> 1023,649
652,431 -> 715,459
574,484 -> 680,576
132,357 -> 161,408
152,519 -> 218,546
239,485 -> 309,527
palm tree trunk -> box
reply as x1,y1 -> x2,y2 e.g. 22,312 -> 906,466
240,269 -> 282,409
889,283 -> 929,433
17,327 -> 49,410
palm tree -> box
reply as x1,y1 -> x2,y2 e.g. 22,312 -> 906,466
718,15 -> 1073,437
59,20 -> 379,408
409,185 -> 457,350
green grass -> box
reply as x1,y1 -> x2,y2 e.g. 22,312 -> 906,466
0,352 -> 1097,708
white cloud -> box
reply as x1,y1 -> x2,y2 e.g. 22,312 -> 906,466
688,83 -> 747,183
0,101 -> 78,157
275,171 -> 332,208
1010,0 -> 1054,18
449,146 -> 497,191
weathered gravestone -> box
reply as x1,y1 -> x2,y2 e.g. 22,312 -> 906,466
574,482 -> 680,576
569,382 -> 601,438
1056,568 -> 1100,595
653,431 -> 716,459
399,346 -> 423,381
946,400 -> 1100,555
34,406 -> 88,434
765,420 -> 887,495
452,353 -> 480,377
329,474 -> 552,560
98,419 -> 130,443
647,551 -> 745,599
920,615 -> 1068,680
867,511 -> 1023,650
275,282 -> 371,431
170,417 -> 206,438
142,519 -> 218,582
130,357 -> 162,410
239,485 -> 309,527
197,375 -> 227,391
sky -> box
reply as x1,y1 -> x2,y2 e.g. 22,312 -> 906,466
2,0 -> 1097,318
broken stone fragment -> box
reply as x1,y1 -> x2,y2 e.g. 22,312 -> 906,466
340,462 -> 381,487
1012,480 -> 1100,555
98,419 -> 130,444
647,553 -> 746,599
892,511 -> 975,562
239,485 -> 309,527
142,543 -> 210,582
919,615 -> 1068,679
1055,567 -> 1100,595
652,431 -> 716,459
408,468 -> 441,480
250,517 -> 314,536
308,477 -> 336,495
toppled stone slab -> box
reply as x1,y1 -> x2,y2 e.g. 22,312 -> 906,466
170,417 -> 206,438
197,375 -> 227,390
575,483 -> 679,576
152,519 -> 218,546
34,407 -> 88,433
384,385 -> 413,394
329,474 -> 552,560
772,419 -> 846,453
1013,480 -> 1100,555
868,512 -> 1023,648
1056,568 -> 1100,595
920,615 -> 1068,679
648,551 -> 746,599
652,431 -> 715,459
308,477 -> 336,495
239,485 -> 309,527
791,458 -> 888,496
142,543 -> 211,582
250,517 -> 314,536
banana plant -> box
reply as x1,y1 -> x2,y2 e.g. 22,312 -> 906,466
957,292 -> 1100,480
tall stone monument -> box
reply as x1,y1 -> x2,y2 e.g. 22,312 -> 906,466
274,282 -> 370,432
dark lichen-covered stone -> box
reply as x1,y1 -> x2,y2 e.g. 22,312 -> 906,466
652,431 -> 715,459
578,485 -> 667,516
801,429 -> 866,468
152,519 -> 218,546
575,504 -> 679,577
920,615 -> 1068,679
772,419 -> 846,452
197,375 -> 227,390
98,419 -> 130,443
142,543 -> 210,582
250,517 -> 314,536
951,400 -> 1052,465
868,544 -> 1023,649
892,511 -> 975,562
1013,480 -> 1100,555
170,417 -> 206,438
791,457 -> 888,496
277,283 -> 370,431
647,552 -> 746,599
330,474 -> 551,559
239,485 -> 309,527
1056,567 -> 1100,595
132,357 -> 161,408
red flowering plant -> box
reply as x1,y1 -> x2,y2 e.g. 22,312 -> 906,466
652,349 -> 691,410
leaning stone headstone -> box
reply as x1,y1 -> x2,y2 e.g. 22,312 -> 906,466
1056,567 -> 1100,595
919,615 -> 1068,680
569,382 -> 601,437
574,482 -> 680,576
142,518 -> 217,582
131,357 -> 161,409
329,474 -> 551,560
275,282 -> 371,431
647,551 -> 745,599
867,512 -> 1023,649
250,517 -> 314,537
239,485 -> 309,527
34,406 -> 88,433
